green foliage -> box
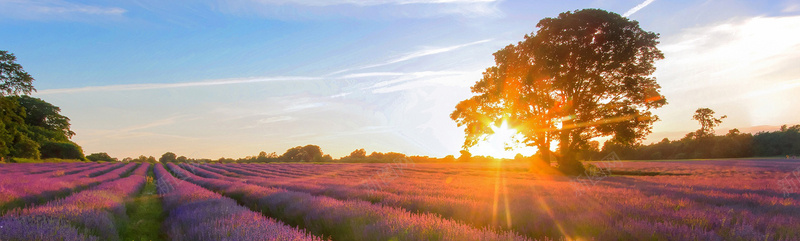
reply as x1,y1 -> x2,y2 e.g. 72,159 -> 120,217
39,140 -> 86,160
281,144 -> 324,162
0,50 -> 35,97
13,95 -> 75,141
603,127 -> 797,160
159,152 -> 177,163
10,133 -> 39,159
753,125 -> 800,157
0,51 -> 83,160
86,152 -> 117,162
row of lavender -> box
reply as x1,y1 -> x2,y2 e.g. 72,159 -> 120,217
169,163 -> 533,241
0,162 -> 131,212
0,162 -> 95,175
153,162 -> 322,240
0,163 -> 149,241
202,161 -> 800,240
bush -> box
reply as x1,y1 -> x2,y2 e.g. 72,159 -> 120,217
39,141 -> 85,160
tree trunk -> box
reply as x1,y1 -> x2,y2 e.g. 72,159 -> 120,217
557,122 -> 585,175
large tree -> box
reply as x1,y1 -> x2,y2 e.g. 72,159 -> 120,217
452,9 -> 666,174
0,50 -> 84,160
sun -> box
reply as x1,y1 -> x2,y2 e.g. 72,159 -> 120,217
469,121 -> 537,159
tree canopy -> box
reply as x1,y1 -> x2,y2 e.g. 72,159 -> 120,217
281,145 -> 324,162
692,108 -> 726,138
0,50 -> 84,161
452,9 -> 666,174
1,51 -> 35,97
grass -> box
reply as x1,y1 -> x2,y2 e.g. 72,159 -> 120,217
120,168 -> 165,241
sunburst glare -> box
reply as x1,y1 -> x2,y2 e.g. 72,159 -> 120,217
470,121 -> 537,159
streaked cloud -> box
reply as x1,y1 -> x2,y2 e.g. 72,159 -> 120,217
650,15 -> 800,136
240,0 -> 498,7
366,70 -> 480,93
216,0 -> 501,19
623,0 -> 655,17
37,76 -> 319,95
258,116 -> 294,124
784,3 -> 800,13
330,39 -> 492,76
0,0 -> 125,20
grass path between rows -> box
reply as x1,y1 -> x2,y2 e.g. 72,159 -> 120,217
120,167 -> 165,241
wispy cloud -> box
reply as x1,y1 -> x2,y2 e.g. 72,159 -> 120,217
224,0 -> 497,7
216,0 -> 500,20
0,0 -> 125,20
79,115 -> 198,143
654,15 -> 800,127
623,0 -> 655,17
37,76 -> 319,95
365,70 -> 481,93
258,116 -> 294,124
330,39 -> 492,76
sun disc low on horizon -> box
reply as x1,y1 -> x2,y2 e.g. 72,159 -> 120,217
469,121 -> 538,159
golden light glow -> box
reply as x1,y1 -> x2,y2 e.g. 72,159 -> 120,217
469,121 -> 537,159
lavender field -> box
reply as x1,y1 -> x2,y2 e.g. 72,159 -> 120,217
0,159 -> 798,240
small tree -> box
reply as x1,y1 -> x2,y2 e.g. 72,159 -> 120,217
39,141 -> 85,160
348,148 -> 367,158
281,145 -> 323,162
692,108 -> 726,138
87,152 -> 115,162
159,152 -> 177,163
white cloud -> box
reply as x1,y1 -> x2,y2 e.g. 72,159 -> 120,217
230,0 -> 497,7
784,3 -> 800,13
37,76 -> 319,94
623,0 -> 655,17
216,0 -> 500,20
652,15 -> 800,131
329,39 -> 492,76
0,0 -> 125,20
367,70 -> 480,93
258,116 -> 294,124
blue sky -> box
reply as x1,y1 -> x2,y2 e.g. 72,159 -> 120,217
2,0 -> 799,159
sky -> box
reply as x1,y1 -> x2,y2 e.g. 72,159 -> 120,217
1,0 -> 799,159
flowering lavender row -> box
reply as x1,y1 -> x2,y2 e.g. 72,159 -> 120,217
0,163 -> 150,241
0,162 -> 95,175
154,164 -> 323,241
0,163 -> 136,213
206,161 -> 800,240
168,163 -> 532,241
0,163 -> 112,182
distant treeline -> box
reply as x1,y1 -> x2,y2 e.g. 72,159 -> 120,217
119,145 -> 504,164
602,124 -> 800,160
79,124 -> 800,165
111,124 -> 800,165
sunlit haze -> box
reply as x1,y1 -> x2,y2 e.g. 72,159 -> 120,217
2,0 -> 799,159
